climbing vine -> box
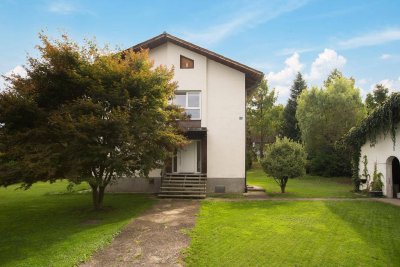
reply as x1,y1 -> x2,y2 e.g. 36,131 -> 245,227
340,92 -> 400,191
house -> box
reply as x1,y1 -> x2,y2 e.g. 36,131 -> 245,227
107,33 -> 263,197
345,93 -> 400,198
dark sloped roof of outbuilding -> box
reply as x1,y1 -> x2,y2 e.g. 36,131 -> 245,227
128,32 -> 264,91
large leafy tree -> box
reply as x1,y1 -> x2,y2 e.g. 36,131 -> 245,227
282,72 -> 306,141
296,72 -> 365,176
247,79 -> 283,158
365,84 -> 389,114
0,34 -> 186,209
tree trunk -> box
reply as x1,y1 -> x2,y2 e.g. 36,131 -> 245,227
280,176 -> 288,193
90,184 -> 106,210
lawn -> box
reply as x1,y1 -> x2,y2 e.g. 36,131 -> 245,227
185,200 -> 400,267
0,181 -> 155,267
247,164 -> 361,198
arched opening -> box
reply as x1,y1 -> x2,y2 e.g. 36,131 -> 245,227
392,157 -> 400,198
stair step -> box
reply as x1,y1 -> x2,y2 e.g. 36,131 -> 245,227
164,179 -> 206,182
159,174 -> 207,199
161,186 -> 205,189
163,181 -> 206,184
158,194 -> 206,198
160,190 -> 204,195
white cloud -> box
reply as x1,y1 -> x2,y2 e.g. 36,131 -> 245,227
306,49 -> 346,82
373,78 -> 400,93
338,28 -> 400,49
277,47 -> 316,56
265,49 -> 347,103
180,0 -> 309,45
380,54 -> 392,60
266,53 -> 303,102
181,11 -> 263,45
48,1 -> 76,14
0,65 -> 27,92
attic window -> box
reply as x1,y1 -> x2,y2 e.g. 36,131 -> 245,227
180,55 -> 194,69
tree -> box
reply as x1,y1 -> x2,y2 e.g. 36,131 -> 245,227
296,73 -> 365,176
247,79 -> 283,158
261,137 -> 306,193
0,33 -> 186,210
282,72 -> 307,141
323,68 -> 343,87
365,84 -> 389,114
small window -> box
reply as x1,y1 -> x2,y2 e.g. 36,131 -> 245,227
180,55 -> 194,69
172,91 -> 201,120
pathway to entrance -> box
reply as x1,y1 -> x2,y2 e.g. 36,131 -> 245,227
82,199 -> 200,267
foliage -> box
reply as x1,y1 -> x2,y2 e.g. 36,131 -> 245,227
247,164 -> 360,198
247,79 -> 283,158
245,150 -> 253,171
370,162 -> 384,191
360,155 -> 370,190
0,181 -> 154,266
283,72 -> 307,142
365,84 -> 389,114
323,68 -> 347,87
185,200 -> 400,267
296,72 -> 365,176
341,92 -> 400,190
261,137 -> 306,193
0,33 -> 186,209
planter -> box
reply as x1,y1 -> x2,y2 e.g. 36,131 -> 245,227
369,191 -> 383,198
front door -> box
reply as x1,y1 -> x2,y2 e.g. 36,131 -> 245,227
177,141 -> 198,173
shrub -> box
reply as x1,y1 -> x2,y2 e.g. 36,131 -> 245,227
261,137 -> 307,193
370,162 -> 384,191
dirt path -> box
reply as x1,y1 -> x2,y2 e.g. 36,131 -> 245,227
82,199 -> 200,267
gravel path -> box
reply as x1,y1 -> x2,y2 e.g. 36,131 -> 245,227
82,199 -> 200,267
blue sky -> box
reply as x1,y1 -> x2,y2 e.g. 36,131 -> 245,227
1,0 -> 400,103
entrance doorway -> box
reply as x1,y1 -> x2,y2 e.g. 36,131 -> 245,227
172,140 -> 201,173
392,157 -> 400,198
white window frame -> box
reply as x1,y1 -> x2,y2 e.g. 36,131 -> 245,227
173,91 -> 201,120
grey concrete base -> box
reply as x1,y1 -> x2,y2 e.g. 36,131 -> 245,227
106,177 -> 161,193
206,177 -> 245,193
106,176 -> 245,194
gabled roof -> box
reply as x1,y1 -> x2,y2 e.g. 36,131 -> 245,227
128,32 -> 264,91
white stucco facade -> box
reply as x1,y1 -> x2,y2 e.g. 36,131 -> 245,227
359,124 -> 400,198
108,33 -> 262,194
149,42 -> 246,188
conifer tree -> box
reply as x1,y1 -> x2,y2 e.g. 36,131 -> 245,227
282,72 -> 306,142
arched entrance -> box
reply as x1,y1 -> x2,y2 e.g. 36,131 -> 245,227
392,157 -> 400,198
386,156 -> 400,198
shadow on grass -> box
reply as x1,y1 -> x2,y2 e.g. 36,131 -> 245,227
0,191 -> 155,266
324,200 -> 400,266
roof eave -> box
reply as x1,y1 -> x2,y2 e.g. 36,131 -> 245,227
128,33 -> 264,90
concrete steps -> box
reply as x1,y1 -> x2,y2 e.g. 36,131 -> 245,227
159,173 -> 207,198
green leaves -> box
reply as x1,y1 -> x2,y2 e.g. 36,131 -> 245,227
0,33 -> 186,207
261,137 -> 307,180
296,73 -> 365,176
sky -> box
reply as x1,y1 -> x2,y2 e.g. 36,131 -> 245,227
0,0 -> 400,103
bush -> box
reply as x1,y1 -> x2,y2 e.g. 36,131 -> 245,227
261,137 -> 307,193
370,162 -> 384,191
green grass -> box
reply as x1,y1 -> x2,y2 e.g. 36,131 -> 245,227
0,181 -> 155,267
185,200 -> 400,267
247,164 -> 361,198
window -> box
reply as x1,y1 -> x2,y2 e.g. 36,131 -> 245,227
180,55 -> 194,69
172,91 -> 201,120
